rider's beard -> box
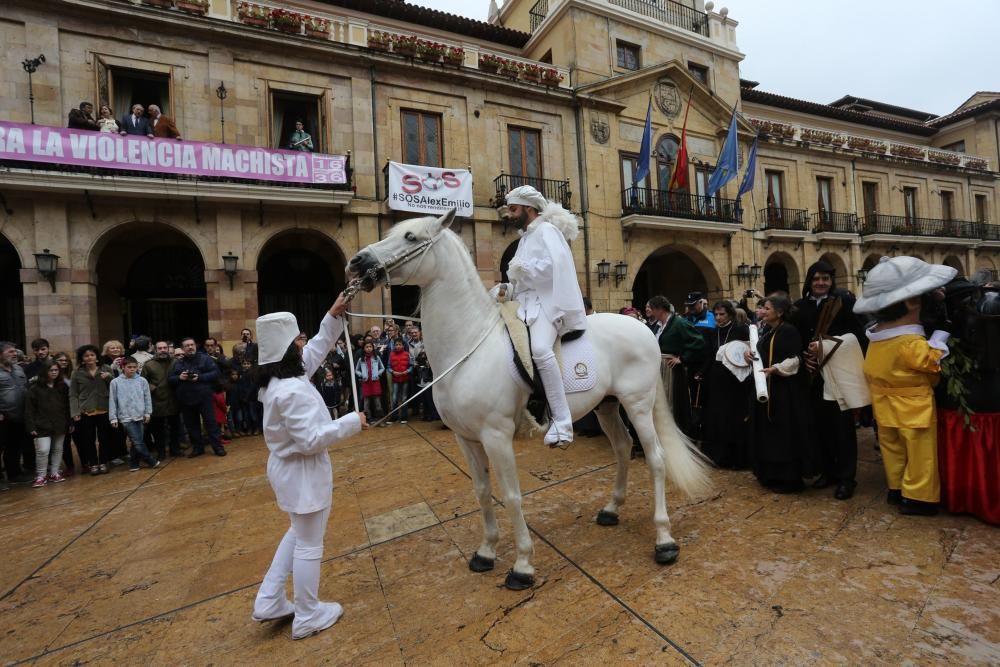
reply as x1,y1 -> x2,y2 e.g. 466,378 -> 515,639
513,210 -> 529,230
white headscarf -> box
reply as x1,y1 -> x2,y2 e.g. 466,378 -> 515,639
506,185 -> 548,212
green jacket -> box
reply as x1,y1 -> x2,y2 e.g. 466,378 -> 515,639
654,315 -> 706,367
141,356 -> 179,416
69,365 -> 112,416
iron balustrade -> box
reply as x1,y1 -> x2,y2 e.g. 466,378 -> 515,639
757,207 -> 810,230
608,0 -> 709,36
812,211 -> 858,233
859,214 -> 981,239
529,0 -> 548,32
494,173 -> 571,209
980,223 -> 1000,241
622,186 -> 743,224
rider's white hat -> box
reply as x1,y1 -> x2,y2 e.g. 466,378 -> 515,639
506,185 -> 548,212
256,311 -> 300,364
853,256 -> 956,314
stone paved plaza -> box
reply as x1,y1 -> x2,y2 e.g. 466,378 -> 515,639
1,422 -> 997,665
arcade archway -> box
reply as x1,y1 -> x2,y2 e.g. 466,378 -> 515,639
631,245 -> 720,311
0,236 -> 24,346
763,251 -> 799,297
942,254 -> 965,277
257,230 -> 346,335
818,252 -> 850,288
94,223 -> 207,344
500,240 -> 518,283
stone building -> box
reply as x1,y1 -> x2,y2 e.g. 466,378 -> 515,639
0,0 -> 997,354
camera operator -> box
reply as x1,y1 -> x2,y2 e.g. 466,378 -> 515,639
168,337 -> 226,457
234,328 -> 258,364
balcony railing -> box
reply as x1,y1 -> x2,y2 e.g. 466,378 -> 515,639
529,0 -> 548,32
812,211 -> 858,234
494,173 -> 571,209
622,187 -> 743,224
980,223 -> 1000,241
758,207 -> 810,230
859,215 -> 981,239
608,0 -> 710,37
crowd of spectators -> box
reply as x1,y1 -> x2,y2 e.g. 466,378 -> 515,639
67,101 -> 182,139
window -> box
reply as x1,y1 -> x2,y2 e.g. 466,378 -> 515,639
862,182 -> 879,219
687,62 -> 709,84
107,67 -> 171,122
402,110 -> 442,166
539,49 -> 553,64
765,170 -> 784,209
695,167 -> 720,213
940,191 -> 954,221
975,194 -> 988,223
903,187 -> 918,222
816,177 -> 833,224
616,40 -> 641,71
622,152 -> 651,207
508,127 -> 542,183
940,140 -> 966,153
271,91 -> 323,151
655,135 -> 680,190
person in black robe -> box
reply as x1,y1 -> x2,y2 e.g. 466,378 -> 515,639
700,300 -> 751,469
746,294 -> 817,493
794,260 -> 867,499
647,295 -> 706,439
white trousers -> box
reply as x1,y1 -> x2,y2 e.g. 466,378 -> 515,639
529,318 -> 573,442
255,505 -> 335,633
34,435 -> 65,478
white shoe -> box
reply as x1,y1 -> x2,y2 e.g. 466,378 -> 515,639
252,597 -> 295,623
292,602 -> 343,640
543,421 -> 574,448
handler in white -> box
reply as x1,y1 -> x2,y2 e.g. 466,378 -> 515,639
252,294 -> 367,640
494,185 -> 587,447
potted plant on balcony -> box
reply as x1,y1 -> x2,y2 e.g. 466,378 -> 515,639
392,34 -> 418,57
270,8 -> 302,34
521,63 -> 542,82
237,1 -> 268,27
176,0 -> 208,14
965,157 -> 988,170
415,39 -> 447,63
499,58 -> 522,79
478,53 -> 503,73
928,150 -> 961,166
141,0 -> 173,8
540,68 -> 563,86
304,15 -> 330,39
443,46 -> 465,66
368,30 -> 391,51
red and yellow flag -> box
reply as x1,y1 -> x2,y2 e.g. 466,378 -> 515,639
668,86 -> 694,192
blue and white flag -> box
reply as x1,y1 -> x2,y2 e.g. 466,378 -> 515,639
737,136 -> 758,199
633,98 -> 653,187
707,108 -> 739,196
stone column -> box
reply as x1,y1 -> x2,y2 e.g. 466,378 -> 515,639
25,200 -> 75,351
214,208 -> 248,351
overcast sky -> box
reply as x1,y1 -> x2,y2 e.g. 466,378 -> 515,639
409,0 -> 999,116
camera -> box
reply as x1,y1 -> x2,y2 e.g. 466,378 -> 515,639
743,289 -> 755,298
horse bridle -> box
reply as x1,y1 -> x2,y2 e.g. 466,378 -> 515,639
343,231 -> 443,302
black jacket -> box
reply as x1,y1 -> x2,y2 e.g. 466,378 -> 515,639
120,114 -> 152,136
167,352 -> 219,406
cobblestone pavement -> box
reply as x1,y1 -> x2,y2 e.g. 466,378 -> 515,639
1,422 -> 997,665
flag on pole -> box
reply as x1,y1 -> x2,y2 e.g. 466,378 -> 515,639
737,136 -> 758,199
668,87 -> 693,192
707,107 -> 739,196
633,97 -> 653,187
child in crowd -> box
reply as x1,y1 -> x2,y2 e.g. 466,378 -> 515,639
414,351 -> 439,421
317,368 -> 340,419
226,368 -> 241,437
853,256 -> 956,516
235,358 -> 259,435
387,338 -> 412,424
355,342 -> 385,425
108,356 -> 158,472
214,385 -> 231,444
24,361 -> 71,487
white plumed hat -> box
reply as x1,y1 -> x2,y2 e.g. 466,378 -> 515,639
853,256 -> 957,314
256,312 -> 300,364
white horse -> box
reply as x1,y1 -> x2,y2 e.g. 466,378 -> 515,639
348,209 -> 711,590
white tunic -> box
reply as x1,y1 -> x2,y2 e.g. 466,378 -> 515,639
507,218 -> 587,335
259,313 -> 362,514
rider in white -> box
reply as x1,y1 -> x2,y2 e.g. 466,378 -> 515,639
493,185 -> 587,447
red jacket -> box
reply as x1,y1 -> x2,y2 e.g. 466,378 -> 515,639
388,349 -> 411,383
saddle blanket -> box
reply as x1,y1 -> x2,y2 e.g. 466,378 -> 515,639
504,332 -> 598,394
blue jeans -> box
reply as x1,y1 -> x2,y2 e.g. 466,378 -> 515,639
390,382 -> 409,421
122,421 -> 157,467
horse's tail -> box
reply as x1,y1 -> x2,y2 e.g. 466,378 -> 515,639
653,376 -> 713,499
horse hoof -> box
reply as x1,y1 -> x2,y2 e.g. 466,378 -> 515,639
469,553 -> 495,573
595,510 -> 619,526
504,570 -> 535,591
654,543 -> 680,565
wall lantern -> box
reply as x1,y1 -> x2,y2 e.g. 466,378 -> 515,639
614,260 -> 628,287
222,251 -> 239,289
596,258 -> 611,286
216,81 -> 228,144
34,248 -> 59,292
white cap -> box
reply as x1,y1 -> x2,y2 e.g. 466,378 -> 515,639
853,256 -> 957,314
506,185 -> 548,211
256,312 -> 300,364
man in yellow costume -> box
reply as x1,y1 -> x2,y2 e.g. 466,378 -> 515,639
853,256 -> 956,516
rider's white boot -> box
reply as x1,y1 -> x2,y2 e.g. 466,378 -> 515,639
534,352 -> 574,447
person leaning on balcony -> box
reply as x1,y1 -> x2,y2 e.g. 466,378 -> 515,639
120,104 -> 154,138
148,104 -> 182,140
96,105 -> 119,133
288,119 -> 313,152
67,102 -> 99,131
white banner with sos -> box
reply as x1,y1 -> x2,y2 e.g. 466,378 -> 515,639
387,161 -> 474,215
